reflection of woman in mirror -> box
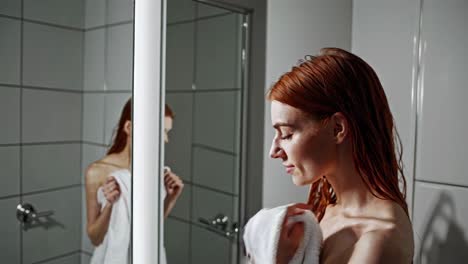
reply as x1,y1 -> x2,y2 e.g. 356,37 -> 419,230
85,99 -> 183,263
268,48 -> 414,263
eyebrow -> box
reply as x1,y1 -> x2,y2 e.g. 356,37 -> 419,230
273,122 -> 295,129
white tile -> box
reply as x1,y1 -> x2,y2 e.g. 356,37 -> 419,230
81,144 -> 107,184
84,29 -> 106,91
164,218 -> 190,264
193,91 -> 240,153
85,0 -> 106,29
413,182 -> 468,263
168,184 -> 190,221
195,13 -> 242,90
191,225 -> 231,263
107,0 -> 133,24
106,24 -> 133,91
165,93 -> 192,182
22,89 -> 82,142
0,87 -> 20,144
23,22 -> 83,91
0,0 -> 21,17
166,23 -> 194,91
22,187 -> 81,264
197,2 -> 229,18
104,93 -> 131,145
167,0 -> 195,24
0,197 -> 20,264
0,17 -> 20,85
193,146 -> 238,194
22,143 -> 81,193
351,0 -> 420,214
0,146 -> 20,197
83,94 -> 105,144
24,0 -> 84,28
415,0 -> 468,187
191,186 -> 237,226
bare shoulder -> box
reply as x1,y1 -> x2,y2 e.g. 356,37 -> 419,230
85,161 -> 108,187
351,204 -> 414,264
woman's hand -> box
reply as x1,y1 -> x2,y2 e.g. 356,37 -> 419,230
103,176 -> 121,205
164,170 -> 184,200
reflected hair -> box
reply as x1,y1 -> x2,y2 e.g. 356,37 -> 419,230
267,47 -> 408,220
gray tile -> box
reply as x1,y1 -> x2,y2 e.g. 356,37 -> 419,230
107,0 -> 133,24
22,89 -> 82,142
197,3 -> 230,19
83,94 -> 105,144
22,187 -> 81,264
81,144 -> 107,184
193,146 -> 238,195
85,0 -> 106,29
0,197 -> 20,264
81,186 -> 93,254
165,93 -> 193,182
166,23 -> 194,91
104,93 -> 131,145
23,22 -> 83,91
0,17 -> 20,85
195,13 -> 242,90
0,87 -> 20,144
191,186 -> 237,226
23,143 -> 81,193
191,225 -> 231,264
165,218 -> 190,264
83,29 -> 106,91
167,0 -> 195,24
24,0 -> 84,28
106,24 -> 133,91
81,252 -> 92,264
0,146 -> 20,197
42,253 -> 81,264
0,0 -> 21,17
168,184 -> 190,221
193,91 -> 240,153
413,182 -> 468,264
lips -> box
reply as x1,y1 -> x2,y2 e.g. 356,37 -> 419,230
284,165 -> 295,174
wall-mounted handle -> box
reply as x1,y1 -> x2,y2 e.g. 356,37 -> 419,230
16,203 -> 54,225
198,213 -> 239,238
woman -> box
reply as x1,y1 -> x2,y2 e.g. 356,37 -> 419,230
85,99 -> 183,249
269,48 -> 414,263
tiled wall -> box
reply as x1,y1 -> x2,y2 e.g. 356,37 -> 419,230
164,1 -> 243,263
0,0 -> 84,263
352,0 -> 468,263
80,0 -> 133,262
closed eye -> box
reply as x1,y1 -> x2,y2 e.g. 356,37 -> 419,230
281,134 -> 292,140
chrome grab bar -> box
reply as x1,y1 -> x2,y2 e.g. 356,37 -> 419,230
16,203 -> 54,226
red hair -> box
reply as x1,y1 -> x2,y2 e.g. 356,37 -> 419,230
107,98 -> 132,155
268,48 -> 408,220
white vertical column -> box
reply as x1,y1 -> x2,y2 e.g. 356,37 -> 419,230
133,0 -> 165,263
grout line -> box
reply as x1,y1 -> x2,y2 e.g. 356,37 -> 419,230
0,194 -> 21,200
85,20 -> 133,32
0,13 -> 21,20
166,88 -> 241,93
83,89 -> 132,93
415,179 -> 468,190
31,250 -> 81,264
22,184 -> 82,197
192,143 -> 237,156
21,141 -> 81,146
22,85 -> 82,94
22,18 -> 83,31
186,181 -> 238,197
167,11 -> 232,27
19,1 -> 24,262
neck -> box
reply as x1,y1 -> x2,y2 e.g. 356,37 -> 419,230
113,138 -> 131,168
325,142 -> 378,213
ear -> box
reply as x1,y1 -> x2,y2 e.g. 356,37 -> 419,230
331,112 -> 348,144
124,120 -> 132,136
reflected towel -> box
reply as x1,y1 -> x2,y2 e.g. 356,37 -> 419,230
243,205 -> 322,264
91,169 -> 131,264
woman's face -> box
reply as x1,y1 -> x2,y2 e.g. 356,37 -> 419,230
269,101 -> 336,186
164,116 -> 173,143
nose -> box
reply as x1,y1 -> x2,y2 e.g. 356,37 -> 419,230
269,138 -> 284,159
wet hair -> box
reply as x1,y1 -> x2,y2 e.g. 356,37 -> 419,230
268,47 -> 408,220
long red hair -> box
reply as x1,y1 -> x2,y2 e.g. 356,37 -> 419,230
268,48 -> 408,220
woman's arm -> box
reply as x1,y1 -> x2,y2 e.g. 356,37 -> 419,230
163,170 -> 184,218
85,168 -> 119,246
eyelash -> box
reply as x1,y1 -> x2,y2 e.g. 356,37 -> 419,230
281,134 -> 292,140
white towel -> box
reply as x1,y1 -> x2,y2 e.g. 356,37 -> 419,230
243,204 -> 323,264
91,169 -> 132,264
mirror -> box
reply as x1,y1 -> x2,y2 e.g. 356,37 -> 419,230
0,0 -> 135,263
163,0 -> 249,263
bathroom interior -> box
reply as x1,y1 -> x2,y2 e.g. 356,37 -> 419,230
1,0 -> 467,263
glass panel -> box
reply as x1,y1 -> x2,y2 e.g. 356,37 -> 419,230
164,1 -> 248,263
0,1 -> 135,263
